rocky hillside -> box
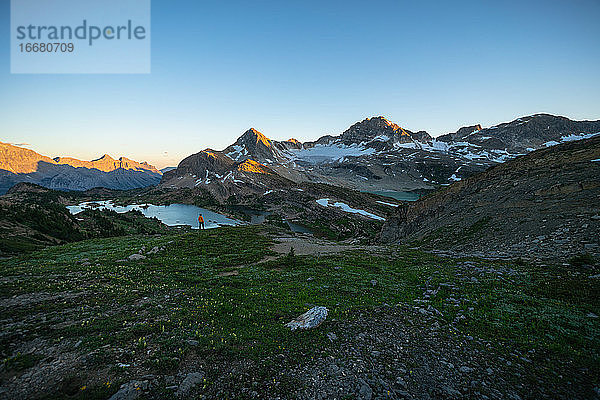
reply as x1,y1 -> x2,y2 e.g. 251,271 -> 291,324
0,142 -> 162,194
379,136 -> 600,261
162,114 -> 600,196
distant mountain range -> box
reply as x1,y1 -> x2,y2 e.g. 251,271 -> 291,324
0,142 -> 162,194
161,114 -> 600,200
3,114 -> 599,197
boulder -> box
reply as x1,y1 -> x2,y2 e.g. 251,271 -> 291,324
176,372 -> 204,398
108,380 -> 149,400
285,306 -> 328,330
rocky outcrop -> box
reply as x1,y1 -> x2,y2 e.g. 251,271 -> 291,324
108,380 -> 149,400
438,124 -> 483,142
176,372 -> 204,398
236,159 -> 274,174
0,142 -> 162,194
379,136 -> 600,261
280,138 -> 303,150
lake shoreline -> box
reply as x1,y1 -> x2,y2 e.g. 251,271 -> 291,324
67,200 -> 241,230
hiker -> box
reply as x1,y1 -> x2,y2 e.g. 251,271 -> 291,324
198,214 -> 205,230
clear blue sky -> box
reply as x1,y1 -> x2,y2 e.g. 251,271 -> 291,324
1,0 -> 599,168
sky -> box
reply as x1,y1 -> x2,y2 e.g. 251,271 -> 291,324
1,0 -> 599,169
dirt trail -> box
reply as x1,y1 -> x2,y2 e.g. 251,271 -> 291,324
270,234 -> 386,257
271,235 -> 353,256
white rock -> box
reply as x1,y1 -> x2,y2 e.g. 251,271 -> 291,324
128,254 -> 147,261
285,306 -> 328,330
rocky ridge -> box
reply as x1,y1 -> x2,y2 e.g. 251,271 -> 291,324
0,143 -> 162,194
54,154 -> 160,174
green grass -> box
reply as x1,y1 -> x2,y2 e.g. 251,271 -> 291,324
0,225 -> 598,397
0,236 -> 44,254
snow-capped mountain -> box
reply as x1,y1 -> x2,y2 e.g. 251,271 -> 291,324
437,114 -> 600,153
160,143 -> 293,201
160,114 -> 600,198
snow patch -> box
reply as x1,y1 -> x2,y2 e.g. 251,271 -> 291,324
372,135 -> 390,142
393,142 -> 418,150
428,140 -> 450,151
544,141 -> 560,147
376,200 -> 399,208
287,143 -> 376,164
560,132 -> 600,142
543,132 -> 599,149
226,145 -> 245,161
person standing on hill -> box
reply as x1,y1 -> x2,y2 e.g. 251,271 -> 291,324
198,214 -> 205,230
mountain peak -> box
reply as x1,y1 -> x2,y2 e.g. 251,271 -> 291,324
370,116 -> 402,131
224,128 -> 284,163
340,116 -> 431,145
240,128 -> 271,145
93,154 -> 114,162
